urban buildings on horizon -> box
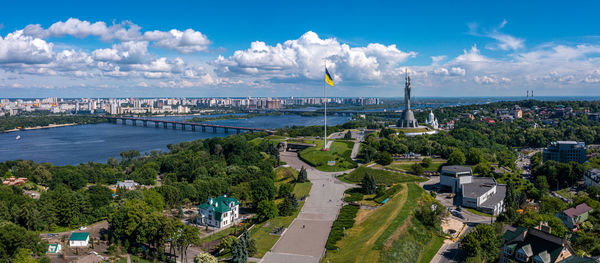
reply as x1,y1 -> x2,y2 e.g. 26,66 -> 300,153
0,97 -> 381,116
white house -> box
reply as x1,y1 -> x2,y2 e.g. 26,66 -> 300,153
69,232 -> 90,247
197,195 -> 240,228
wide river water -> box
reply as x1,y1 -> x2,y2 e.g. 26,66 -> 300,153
0,114 -> 350,165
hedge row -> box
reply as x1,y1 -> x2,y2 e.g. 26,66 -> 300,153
325,204 -> 360,250
344,192 -> 364,202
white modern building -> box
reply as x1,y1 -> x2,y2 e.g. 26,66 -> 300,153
440,165 -> 473,193
197,195 -> 240,228
441,165 -> 506,215
462,177 -> 506,216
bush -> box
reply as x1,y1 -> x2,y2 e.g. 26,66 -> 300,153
325,204 -> 360,250
344,192 -> 364,202
421,158 -> 433,168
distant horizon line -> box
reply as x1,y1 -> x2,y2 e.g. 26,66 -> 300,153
2,95 -> 600,100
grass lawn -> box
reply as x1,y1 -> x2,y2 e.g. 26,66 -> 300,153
324,183 -> 445,263
555,188 -> 576,200
199,225 -> 239,243
299,140 -> 357,172
274,167 -> 312,198
464,207 -> 493,217
385,161 -> 445,172
250,202 -> 305,258
340,166 -> 427,185
324,183 -> 422,263
249,135 -> 286,147
293,182 -> 312,198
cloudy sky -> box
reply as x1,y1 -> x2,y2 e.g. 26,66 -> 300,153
1,0 -> 599,98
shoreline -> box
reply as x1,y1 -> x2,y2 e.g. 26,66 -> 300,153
2,123 -> 79,133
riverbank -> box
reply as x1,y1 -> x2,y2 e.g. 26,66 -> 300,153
2,123 -> 79,133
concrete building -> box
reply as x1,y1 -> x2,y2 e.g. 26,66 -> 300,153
555,203 -> 593,229
584,168 -> 600,188
440,165 -> 506,215
462,177 -> 506,216
197,195 -> 240,228
69,232 -> 90,247
440,165 -> 473,193
543,141 -> 587,164
397,70 -> 418,128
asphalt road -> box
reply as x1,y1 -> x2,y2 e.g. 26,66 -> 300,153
260,152 -> 354,263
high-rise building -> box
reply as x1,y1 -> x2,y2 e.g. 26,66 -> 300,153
543,141 -> 587,164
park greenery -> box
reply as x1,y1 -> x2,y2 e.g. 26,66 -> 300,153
0,131 -> 302,261
0,114 -> 106,132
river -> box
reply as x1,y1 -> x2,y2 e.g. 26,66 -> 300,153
0,114 -> 350,165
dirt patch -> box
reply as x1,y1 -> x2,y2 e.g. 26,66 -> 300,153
383,216 -> 414,249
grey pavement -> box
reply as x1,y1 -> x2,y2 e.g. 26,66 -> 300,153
261,151 -> 354,263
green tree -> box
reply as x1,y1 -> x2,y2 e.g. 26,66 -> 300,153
13,248 -> 36,263
460,224 -> 501,262
534,176 -> 550,197
473,162 -> 492,176
411,163 -> 425,175
375,151 -> 393,165
108,199 -> 152,242
466,148 -> 484,165
278,193 -> 298,216
447,150 -> 466,165
251,177 -> 276,203
421,158 -> 433,168
194,253 -> 218,263
142,189 -> 165,211
278,183 -> 294,198
297,167 -> 308,183
86,185 -> 113,209
231,234 -> 248,263
256,200 -> 278,222
361,173 -> 376,195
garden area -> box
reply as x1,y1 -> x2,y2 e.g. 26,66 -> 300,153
298,139 -> 357,172
339,166 -> 426,185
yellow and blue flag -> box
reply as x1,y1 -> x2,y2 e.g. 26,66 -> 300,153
325,68 -> 334,87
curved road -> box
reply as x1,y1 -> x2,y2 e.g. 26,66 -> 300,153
261,151 -> 354,263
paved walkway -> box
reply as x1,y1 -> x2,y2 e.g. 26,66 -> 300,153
261,152 -> 354,263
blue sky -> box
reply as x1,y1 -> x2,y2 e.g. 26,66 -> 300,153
1,0 -> 599,97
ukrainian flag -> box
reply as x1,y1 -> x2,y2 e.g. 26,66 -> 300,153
325,68 -> 334,87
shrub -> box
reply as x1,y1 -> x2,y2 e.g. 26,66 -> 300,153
344,192 -> 364,202
325,204 -> 360,250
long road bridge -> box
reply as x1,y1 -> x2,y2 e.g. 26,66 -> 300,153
100,116 -> 274,134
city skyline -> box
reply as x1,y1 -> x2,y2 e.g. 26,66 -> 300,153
1,1 -> 600,97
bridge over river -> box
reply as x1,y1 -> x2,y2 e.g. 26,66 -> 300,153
100,116 -> 274,134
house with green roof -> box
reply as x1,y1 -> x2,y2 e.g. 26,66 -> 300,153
501,224 -> 596,263
47,243 -> 62,254
197,195 -> 240,228
69,232 -> 90,247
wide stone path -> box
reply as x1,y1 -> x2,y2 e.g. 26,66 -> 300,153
261,151 -> 354,263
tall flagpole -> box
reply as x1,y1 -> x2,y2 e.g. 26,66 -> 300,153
324,63 -> 328,150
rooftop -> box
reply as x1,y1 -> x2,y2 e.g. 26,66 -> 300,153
69,232 -> 89,241
480,184 -> 507,209
563,203 -> 593,218
441,165 -> 472,174
462,177 -> 497,199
